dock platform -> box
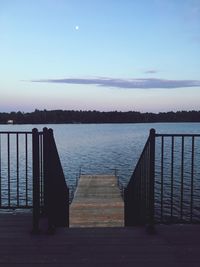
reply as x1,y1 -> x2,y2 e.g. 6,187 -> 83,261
1,213 -> 200,266
70,175 -> 124,227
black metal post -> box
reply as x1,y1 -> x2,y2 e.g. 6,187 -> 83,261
42,127 -> 49,215
43,127 -> 56,232
0,134 -> 1,207
7,133 -> 10,207
148,128 -> 155,232
32,128 -> 40,234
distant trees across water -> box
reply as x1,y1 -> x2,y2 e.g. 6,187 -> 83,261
0,109 -> 200,124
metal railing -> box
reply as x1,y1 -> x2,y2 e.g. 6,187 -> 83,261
0,131 -> 33,208
32,128 -> 69,233
125,129 -> 200,226
0,128 -> 69,233
155,133 -> 200,223
124,129 -> 155,226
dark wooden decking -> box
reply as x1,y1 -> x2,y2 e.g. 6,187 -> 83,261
70,175 -> 124,227
1,213 -> 200,266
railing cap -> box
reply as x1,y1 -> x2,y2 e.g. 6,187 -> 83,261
32,128 -> 38,133
150,128 -> 156,135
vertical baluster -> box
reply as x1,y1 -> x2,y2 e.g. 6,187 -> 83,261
25,133 -> 28,206
160,135 -> 164,222
170,136 -> 174,220
149,128 -> 155,230
40,133 -> 43,207
7,133 -> 10,207
32,128 -> 40,233
146,146 -> 150,219
145,149 -> 148,220
0,134 -> 1,207
144,146 -> 147,213
180,136 -> 184,221
138,163 -> 142,221
16,133 -> 19,206
139,161 -> 142,221
190,136 -> 194,222
138,165 -> 142,223
149,143 -> 151,212
142,155 -> 145,219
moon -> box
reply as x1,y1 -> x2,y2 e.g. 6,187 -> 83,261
75,26 -> 79,30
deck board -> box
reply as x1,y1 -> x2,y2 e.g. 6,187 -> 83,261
1,213 -> 200,266
70,175 -> 124,227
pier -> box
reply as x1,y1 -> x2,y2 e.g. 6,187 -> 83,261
70,175 -> 124,227
1,128 -> 200,266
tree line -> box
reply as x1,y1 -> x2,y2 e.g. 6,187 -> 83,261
0,109 -> 200,124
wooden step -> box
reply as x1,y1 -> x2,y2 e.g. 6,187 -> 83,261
70,175 -> 124,227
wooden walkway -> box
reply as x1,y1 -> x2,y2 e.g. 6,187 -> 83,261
1,213 -> 200,266
70,175 -> 124,227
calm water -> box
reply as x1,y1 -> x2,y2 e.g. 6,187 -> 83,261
1,122 -> 200,190
1,122 -> 200,221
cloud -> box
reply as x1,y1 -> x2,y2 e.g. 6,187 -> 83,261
31,77 -> 200,89
144,70 -> 158,74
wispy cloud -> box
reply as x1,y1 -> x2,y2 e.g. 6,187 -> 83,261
144,70 -> 158,74
31,77 -> 200,89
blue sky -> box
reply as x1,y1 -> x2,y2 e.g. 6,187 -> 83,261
0,0 -> 200,112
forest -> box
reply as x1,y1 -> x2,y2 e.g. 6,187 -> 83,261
0,109 -> 200,124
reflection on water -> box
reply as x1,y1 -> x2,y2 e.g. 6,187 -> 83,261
0,123 -> 200,212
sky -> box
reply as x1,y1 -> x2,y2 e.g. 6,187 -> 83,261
0,0 -> 200,113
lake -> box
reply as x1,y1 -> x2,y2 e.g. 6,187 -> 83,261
1,122 -> 200,221
1,122 -> 200,190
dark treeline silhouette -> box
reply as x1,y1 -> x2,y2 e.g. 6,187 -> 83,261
0,109 -> 200,124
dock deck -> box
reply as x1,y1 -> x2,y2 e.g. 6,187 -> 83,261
1,213 -> 200,266
70,175 -> 124,227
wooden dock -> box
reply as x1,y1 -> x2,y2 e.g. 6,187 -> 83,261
70,175 -> 124,227
1,213 -> 200,266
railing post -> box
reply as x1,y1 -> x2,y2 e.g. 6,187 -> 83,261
43,127 -> 55,232
46,128 -> 56,232
42,127 -> 49,216
32,128 -> 40,234
148,128 -> 155,231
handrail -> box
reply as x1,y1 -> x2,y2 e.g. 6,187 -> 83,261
125,129 -> 200,226
156,133 -> 200,137
124,129 -> 155,227
0,131 -> 33,134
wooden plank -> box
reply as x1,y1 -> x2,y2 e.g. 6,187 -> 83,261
1,214 -> 200,266
70,175 -> 124,227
